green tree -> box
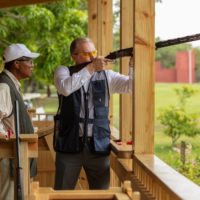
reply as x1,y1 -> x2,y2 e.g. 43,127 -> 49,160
174,85 -> 198,109
158,86 -> 200,147
0,0 -> 88,94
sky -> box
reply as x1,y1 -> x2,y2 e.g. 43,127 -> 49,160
155,0 -> 200,47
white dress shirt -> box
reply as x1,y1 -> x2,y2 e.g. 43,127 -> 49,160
0,70 -> 21,136
54,65 -> 133,96
54,65 -> 133,137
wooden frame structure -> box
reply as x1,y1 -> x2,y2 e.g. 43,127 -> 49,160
1,0 -> 200,200
0,134 -> 38,199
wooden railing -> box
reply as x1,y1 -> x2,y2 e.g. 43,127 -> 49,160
110,141 -> 200,200
32,113 -> 200,200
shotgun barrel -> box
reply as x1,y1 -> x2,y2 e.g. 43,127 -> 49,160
15,100 -> 24,200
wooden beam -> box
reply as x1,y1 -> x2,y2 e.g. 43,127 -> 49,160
88,0 -> 113,56
88,0 -> 98,47
0,0 -> 58,9
133,0 -> 155,154
88,0 -> 114,126
120,0 -> 134,142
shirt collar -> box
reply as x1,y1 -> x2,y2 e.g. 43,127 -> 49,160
4,69 -> 21,91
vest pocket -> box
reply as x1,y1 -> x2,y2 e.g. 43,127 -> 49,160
94,106 -> 109,119
92,80 -> 106,106
92,119 -> 111,154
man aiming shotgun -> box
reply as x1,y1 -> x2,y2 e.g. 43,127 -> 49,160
68,33 -> 200,74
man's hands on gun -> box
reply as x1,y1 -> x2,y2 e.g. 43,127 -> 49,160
86,56 -> 112,74
86,55 -> 134,74
129,56 -> 134,68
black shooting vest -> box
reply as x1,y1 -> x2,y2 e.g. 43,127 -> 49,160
54,69 -> 110,154
0,72 -> 37,177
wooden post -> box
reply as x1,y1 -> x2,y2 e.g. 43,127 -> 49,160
88,0 -> 113,55
120,0 -> 134,142
88,0 -> 114,126
88,0 -> 115,188
180,141 -> 186,164
133,0 -> 155,154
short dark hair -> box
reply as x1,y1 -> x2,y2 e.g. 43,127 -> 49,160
70,37 -> 93,55
4,60 -> 15,71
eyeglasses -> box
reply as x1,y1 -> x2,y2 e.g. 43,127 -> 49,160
74,50 -> 97,58
16,59 -> 33,64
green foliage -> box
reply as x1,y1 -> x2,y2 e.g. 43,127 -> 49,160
174,85 -> 198,108
0,0 -> 88,90
155,146 -> 200,185
159,106 -> 200,146
178,156 -> 200,184
158,85 -> 200,146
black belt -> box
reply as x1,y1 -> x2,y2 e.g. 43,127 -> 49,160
79,136 -> 92,143
79,118 -> 94,124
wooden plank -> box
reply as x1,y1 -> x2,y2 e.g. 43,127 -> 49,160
110,140 -> 132,158
134,0 -> 155,154
35,150 -> 55,187
110,152 -> 132,183
97,0 -> 113,56
88,0 -> 114,128
0,134 -> 38,158
0,135 -> 38,199
134,154 -> 200,200
88,0 -> 98,47
89,0 -> 113,54
120,0 -> 134,142
30,182 -> 137,200
20,142 -> 30,199
0,142 -> 14,158
44,134 -> 55,161
0,0 -> 58,8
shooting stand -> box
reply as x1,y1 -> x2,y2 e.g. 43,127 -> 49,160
30,180 -> 140,200
0,134 -> 38,200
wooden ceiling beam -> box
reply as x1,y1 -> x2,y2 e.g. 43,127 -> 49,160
0,0 -> 58,9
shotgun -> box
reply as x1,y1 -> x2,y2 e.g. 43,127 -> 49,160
69,33 -> 200,74
15,100 -> 24,200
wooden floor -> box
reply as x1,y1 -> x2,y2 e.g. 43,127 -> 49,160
30,181 -> 140,200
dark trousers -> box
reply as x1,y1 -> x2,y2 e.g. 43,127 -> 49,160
54,144 -> 110,190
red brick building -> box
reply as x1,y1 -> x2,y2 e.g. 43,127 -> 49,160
155,50 -> 195,83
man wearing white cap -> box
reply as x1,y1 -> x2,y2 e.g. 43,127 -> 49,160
0,43 -> 40,200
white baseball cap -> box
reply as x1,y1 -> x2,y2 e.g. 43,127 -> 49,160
3,43 -> 40,63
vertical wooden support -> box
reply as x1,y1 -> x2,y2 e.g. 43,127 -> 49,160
88,0 -> 113,55
120,0 -> 134,141
20,142 -> 29,198
88,0 -> 114,125
133,0 -> 155,154
88,0 -> 98,47
88,0 -> 118,188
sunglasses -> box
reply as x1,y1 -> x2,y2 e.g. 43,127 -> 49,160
74,50 -> 97,58
16,58 -> 33,64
